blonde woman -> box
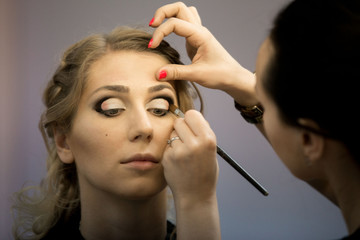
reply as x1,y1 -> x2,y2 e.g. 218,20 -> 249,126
12,27 -> 220,240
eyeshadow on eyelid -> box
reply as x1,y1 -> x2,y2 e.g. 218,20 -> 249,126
101,99 -> 124,110
148,98 -> 170,107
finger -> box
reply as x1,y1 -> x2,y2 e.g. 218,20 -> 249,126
168,130 -> 183,146
172,113 -> 217,159
170,130 -> 178,138
173,111 -> 215,146
156,64 -> 200,82
150,18 -> 209,49
156,62 -> 214,88
183,110 -> 213,137
188,6 -> 202,25
151,2 -> 199,27
171,117 -> 196,146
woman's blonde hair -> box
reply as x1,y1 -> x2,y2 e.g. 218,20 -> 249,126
12,26 -> 202,239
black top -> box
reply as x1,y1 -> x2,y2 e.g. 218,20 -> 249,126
42,214 -> 176,240
341,228 -> 360,240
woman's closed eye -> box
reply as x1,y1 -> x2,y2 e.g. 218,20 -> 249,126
147,97 -> 173,117
95,97 -> 125,117
94,96 -> 174,117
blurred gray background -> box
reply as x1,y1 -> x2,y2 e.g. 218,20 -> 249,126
0,0 -> 348,239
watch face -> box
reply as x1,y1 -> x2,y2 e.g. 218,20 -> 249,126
251,106 -> 264,116
242,105 -> 263,117
235,101 -> 264,124
244,106 -> 263,123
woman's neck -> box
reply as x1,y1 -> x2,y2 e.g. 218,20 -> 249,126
79,188 -> 168,240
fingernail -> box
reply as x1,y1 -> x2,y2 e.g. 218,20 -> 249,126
148,38 -> 153,48
159,70 -> 167,80
149,17 -> 154,26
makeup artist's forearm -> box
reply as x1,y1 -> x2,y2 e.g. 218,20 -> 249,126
222,66 -> 269,139
175,196 -> 221,240
222,64 -> 259,107
255,123 -> 267,139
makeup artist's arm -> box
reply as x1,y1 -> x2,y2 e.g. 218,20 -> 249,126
149,2 -> 266,134
162,110 -> 221,240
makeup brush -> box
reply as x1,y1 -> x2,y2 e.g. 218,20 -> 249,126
169,104 -> 269,196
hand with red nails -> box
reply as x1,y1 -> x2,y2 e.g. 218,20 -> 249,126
149,2 -> 259,107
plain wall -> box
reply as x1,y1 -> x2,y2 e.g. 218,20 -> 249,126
1,0 -> 348,239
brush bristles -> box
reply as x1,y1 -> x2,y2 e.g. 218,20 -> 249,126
169,104 -> 185,118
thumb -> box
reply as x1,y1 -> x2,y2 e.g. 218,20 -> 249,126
157,64 -> 197,82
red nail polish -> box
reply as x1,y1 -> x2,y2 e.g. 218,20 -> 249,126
148,38 -> 153,48
149,17 -> 154,26
159,70 -> 167,80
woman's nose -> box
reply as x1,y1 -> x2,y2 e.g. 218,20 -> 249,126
128,108 -> 153,142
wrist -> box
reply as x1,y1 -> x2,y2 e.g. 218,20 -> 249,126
222,65 -> 259,106
174,194 -> 221,240
174,192 -> 218,212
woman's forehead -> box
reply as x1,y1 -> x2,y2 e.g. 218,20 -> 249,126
85,51 -> 173,92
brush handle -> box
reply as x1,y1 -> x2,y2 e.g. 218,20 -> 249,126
217,145 -> 269,196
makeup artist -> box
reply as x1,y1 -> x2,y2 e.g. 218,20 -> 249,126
149,0 -> 360,238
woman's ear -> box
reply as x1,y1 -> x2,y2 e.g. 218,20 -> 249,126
53,127 -> 74,164
298,118 -> 325,164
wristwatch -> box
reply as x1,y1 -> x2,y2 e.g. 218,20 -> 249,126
234,100 -> 264,124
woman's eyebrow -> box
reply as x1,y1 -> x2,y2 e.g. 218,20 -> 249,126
92,85 -> 129,95
91,84 -> 175,96
148,84 -> 175,94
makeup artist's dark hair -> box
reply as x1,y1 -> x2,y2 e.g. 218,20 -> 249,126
12,26 -> 201,239
263,0 -> 360,161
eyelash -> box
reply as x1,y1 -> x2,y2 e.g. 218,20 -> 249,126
94,96 -> 174,118
149,96 -> 174,117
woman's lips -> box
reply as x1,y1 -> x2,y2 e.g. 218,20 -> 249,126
121,154 -> 159,170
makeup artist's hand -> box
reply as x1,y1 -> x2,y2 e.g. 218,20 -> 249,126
162,109 -> 221,239
149,2 -> 258,106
